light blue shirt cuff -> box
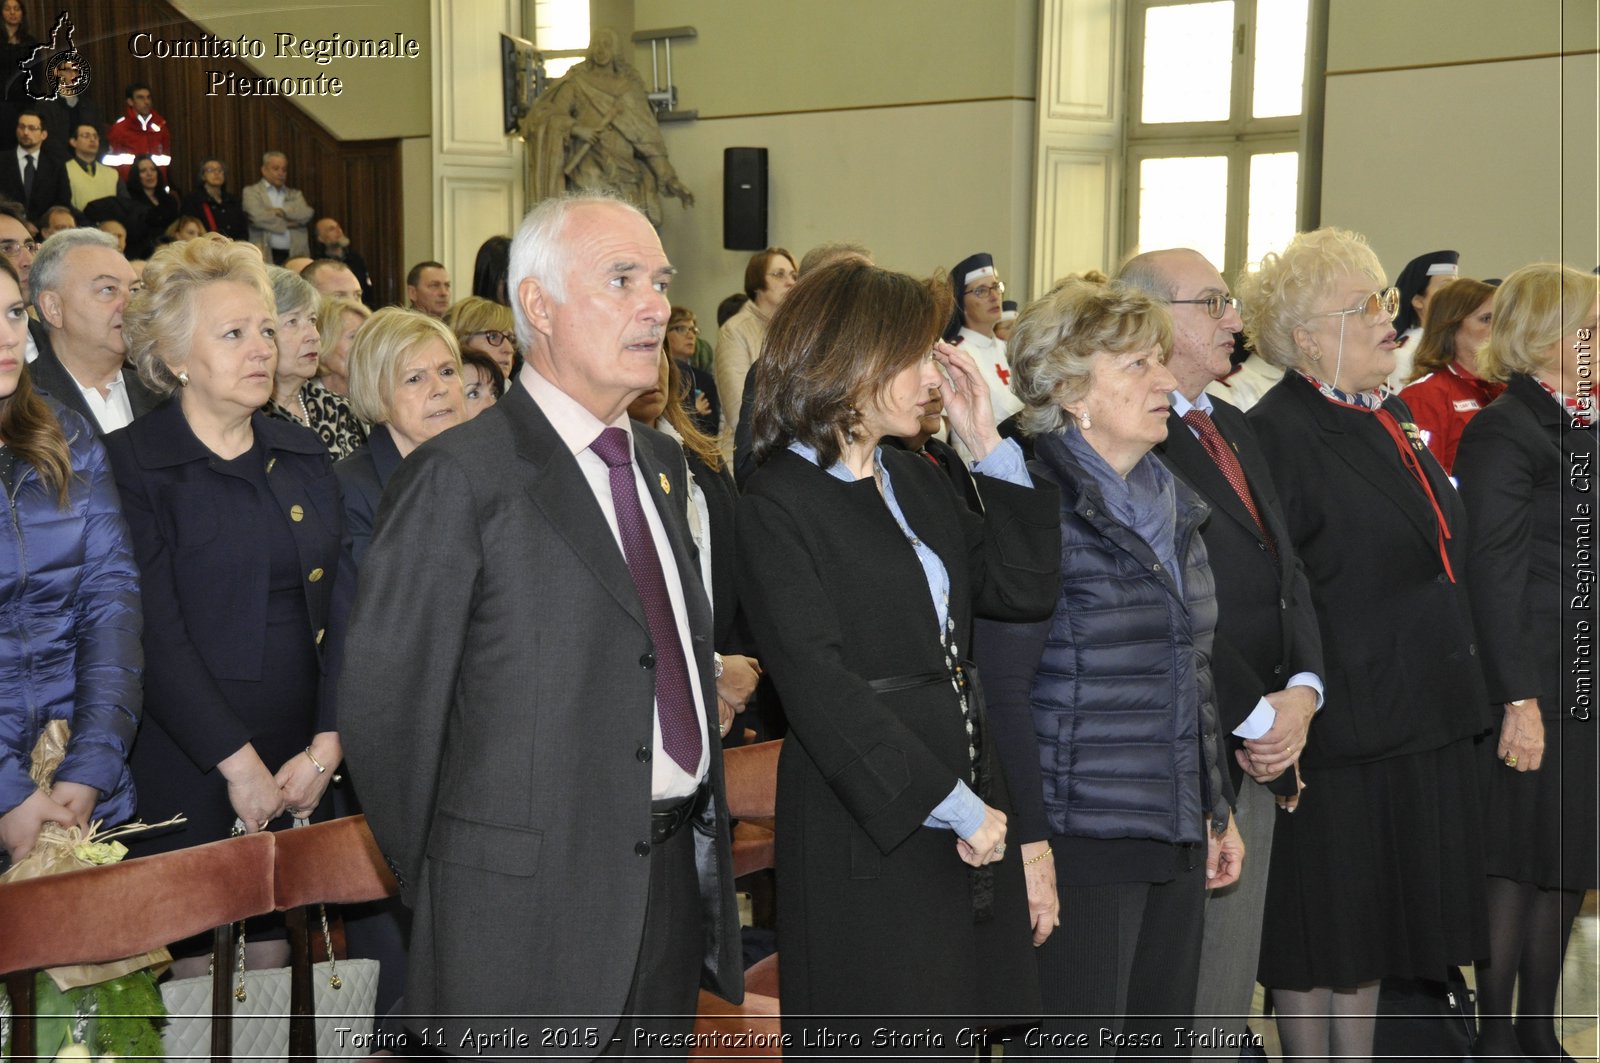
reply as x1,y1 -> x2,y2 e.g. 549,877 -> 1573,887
1233,674 -> 1327,739
968,437 -> 1029,487
924,780 -> 986,837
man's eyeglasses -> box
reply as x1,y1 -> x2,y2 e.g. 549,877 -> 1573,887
469,330 -> 513,347
668,324 -> 699,336
0,239 -> 38,257
965,282 -> 1005,300
1309,287 -> 1400,328
1169,294 -> 1241,320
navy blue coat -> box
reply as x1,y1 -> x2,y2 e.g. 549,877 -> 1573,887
104,398 -> 347,775
1,400 -> 141,827
986,432 -> 1231,847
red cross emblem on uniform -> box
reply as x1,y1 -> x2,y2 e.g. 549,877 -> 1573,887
995,363 -> 1009,386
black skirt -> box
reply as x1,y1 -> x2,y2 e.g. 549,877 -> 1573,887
1257,733 -> 1490,989
1481,712 -> 1598,891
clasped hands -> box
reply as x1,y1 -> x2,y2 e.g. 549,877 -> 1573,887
220,733 -> 342,833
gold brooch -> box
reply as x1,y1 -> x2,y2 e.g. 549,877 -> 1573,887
659,472 -> 671,494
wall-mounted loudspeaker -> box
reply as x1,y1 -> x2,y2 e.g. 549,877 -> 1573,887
723,147 -> 768,251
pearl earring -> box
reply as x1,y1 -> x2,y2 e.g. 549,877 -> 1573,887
177,370 -> 190,387
1079,411 -> 1092,430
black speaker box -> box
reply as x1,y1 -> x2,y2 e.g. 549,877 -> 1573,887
723,147 -> 768,251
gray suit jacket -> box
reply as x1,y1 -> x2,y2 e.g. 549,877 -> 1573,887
27,328 -> 161,435
241,179 -> 312,258
338,384 -> 743,1048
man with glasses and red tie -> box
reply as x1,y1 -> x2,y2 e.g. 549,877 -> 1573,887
339,192 -> 742,1058
1121,247 -> 1325,1054
945,252 -> 1022,462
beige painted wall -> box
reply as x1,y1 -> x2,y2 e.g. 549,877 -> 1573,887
172,0 -> 432,141
1321,0 -> 1598,278
627,0 -> 1038,321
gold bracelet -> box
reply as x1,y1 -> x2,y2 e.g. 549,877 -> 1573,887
304,746 -> 326,774
1023,845 -> 1053,866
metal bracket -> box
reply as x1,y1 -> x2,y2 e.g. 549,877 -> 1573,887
631,26 -> 697,123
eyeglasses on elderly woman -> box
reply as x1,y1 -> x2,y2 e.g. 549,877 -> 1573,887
1308,287 -> 1400,328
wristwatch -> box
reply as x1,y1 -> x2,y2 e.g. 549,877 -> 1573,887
713,652 -> 724,679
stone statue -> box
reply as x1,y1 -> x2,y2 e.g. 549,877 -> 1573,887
519,29 -> 693,227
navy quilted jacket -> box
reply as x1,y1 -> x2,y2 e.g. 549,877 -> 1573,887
1027,432 -> 1230,845
0,401 -> 142,825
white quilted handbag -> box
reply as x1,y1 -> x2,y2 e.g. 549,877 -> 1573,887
160,955 -> 379,1062
160,818 -> 380,1061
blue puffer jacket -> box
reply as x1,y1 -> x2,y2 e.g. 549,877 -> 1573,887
1028,432 -> 1230,845
1,401 -> 142,826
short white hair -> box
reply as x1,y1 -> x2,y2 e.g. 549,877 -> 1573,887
507,192 -> 637,349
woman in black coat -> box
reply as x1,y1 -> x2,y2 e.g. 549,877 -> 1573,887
737,259 -> 1060,1053
1454,262 -> 1598,1061
182,157 -> 250,241
105,237 -> 348,972
122,155 -> 182,259
1238,227 -> 1492,1061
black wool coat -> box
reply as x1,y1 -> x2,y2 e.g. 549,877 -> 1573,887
737,445 -> 1059,1038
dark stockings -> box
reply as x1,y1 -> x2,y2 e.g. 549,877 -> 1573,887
1474,876 -> 1583,1062
1271,983 -> 1379,1063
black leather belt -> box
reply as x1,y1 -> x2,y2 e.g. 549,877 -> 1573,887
650,784 -> 709,844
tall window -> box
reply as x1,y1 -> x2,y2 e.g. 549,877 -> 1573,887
534,0 -> 590,78
1126,0 -> 1310,277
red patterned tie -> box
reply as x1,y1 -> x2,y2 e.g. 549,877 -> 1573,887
590,427 -> 703,773
1182,409 -> 1275,557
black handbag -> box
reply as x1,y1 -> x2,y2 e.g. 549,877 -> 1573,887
1372,969 -> 1477,1061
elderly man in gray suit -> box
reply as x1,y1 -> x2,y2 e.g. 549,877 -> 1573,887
242,151 -> 312,264
339,193 -> 742,1058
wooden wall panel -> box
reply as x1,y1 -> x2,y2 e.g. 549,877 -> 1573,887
46,1 -> 404,303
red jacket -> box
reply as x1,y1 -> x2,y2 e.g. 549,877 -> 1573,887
1399,362 -> 1505,474
104,105 -> 171,175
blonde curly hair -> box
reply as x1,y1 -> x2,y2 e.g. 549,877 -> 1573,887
1236,227 -> 1385,370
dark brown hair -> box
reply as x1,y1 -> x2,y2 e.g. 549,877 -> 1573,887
0,256 -> 72,506
1407,278 -> 1496,383
743,247 -> 795,301
749,258 -> 952,468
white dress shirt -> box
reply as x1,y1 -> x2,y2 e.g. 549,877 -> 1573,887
521,363 -> 711,798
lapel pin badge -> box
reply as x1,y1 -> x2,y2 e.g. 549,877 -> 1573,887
659,472 -> 671,494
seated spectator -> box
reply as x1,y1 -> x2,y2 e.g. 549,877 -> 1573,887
1398,277 -> 1502,472
262,266 -> 365,460
62,122 -> 118,214
108,238 -> 345,976
316,294 -> 371,398
311,218 -> 373,306
96,218 -> 127,254
181,157 -> 249,241
38,205 -> 75,240
459,348 -> 501,419
123,155 -> 180,259
303,258 -> 362,302
160,215 -> 205,245
443,295 -> 517,389
336,308 -> 466,565
0,254 -> 141,867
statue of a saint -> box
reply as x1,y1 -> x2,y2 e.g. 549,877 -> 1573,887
520,29 -> 693,226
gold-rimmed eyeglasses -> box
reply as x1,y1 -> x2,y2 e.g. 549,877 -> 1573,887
1309,287 -> 1400,328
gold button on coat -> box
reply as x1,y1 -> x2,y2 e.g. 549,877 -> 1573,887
308,568 -> 324,582
290,504 -> 304,522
